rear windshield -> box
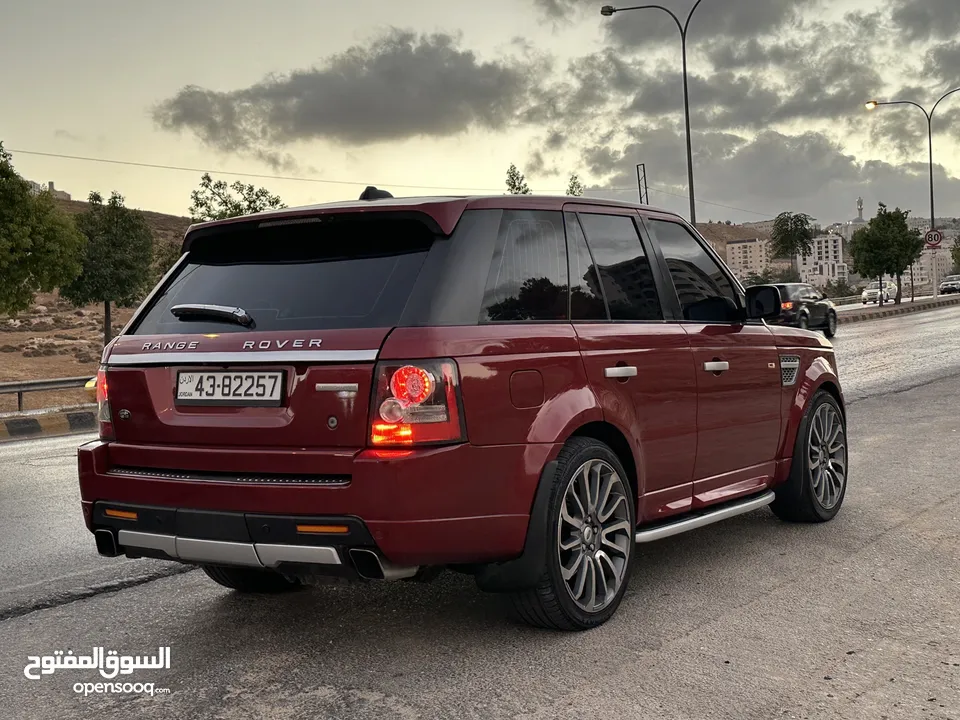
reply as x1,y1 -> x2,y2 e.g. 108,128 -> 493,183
132,217 -> 435,335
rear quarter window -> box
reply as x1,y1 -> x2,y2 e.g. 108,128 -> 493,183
131,217 -> 435,335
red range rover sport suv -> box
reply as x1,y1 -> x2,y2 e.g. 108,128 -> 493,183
78,191 -> 848,630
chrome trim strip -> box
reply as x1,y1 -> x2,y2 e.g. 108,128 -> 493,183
115,531 -> 342,568
634,491 -> 775,544
255,544 -> 342,567
315,382 -> 360,393
117,530 -> 178,557
105,350 -> 378,366
176,538 -> 262,566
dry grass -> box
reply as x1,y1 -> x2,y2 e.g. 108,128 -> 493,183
0,293 -> 135,413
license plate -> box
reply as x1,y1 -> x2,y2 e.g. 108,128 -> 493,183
175,371 -> 284,406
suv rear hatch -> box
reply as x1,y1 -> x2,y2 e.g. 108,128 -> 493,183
103,214 -> 437,450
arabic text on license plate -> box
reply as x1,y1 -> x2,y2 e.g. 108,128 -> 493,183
176,371 -> 283,406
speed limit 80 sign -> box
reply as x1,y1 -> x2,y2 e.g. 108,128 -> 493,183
925,229 -> 943,248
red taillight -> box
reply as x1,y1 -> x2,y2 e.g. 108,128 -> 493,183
781,301 -> 794,310
96,367 -> 114,441
369,359 -> 464,447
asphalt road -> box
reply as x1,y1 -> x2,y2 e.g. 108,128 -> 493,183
2,309 -> 959,719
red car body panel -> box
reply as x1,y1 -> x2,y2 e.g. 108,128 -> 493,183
574,322 -> 697,522
77,194 -> 845,572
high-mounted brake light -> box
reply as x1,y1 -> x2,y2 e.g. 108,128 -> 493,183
96,367 -> 114,441
369,359 -> 464,447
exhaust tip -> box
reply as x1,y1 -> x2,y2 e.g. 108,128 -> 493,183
94,529 -> 120,557
349,548 -> 385,580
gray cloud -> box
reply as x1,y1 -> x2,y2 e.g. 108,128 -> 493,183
154,29 -> 550,150
924,42 -> 960,88
604,0 -> 818,49
581,127 -> 960,223
53,129 -> 82,142
890,0 -> 960,42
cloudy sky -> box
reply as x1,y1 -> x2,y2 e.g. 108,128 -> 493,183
4,0 -> 960,224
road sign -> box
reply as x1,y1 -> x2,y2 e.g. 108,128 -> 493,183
925,229 -> 943,248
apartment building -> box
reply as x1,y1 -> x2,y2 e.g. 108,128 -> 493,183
798,234 -> 848,286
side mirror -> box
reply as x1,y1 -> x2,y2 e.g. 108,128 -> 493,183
745,285 -> 782,321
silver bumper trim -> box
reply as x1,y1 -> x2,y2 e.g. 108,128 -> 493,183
118,530 -> 177,557
117,531 -> 342,568
176,537 -> 262,566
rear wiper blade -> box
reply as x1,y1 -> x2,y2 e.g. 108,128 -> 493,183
170,304 -> 254,327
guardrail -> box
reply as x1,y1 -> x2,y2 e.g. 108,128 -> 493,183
0,376 -> 93,412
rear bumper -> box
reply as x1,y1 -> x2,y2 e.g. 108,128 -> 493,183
78,440 -> 559,566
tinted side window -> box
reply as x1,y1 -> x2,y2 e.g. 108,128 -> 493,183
648,219 -> 740,323
564,212 -> 608,321
577,213 -> 662,321
480,210 -> 568,322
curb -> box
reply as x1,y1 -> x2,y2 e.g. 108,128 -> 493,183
0,405 -> 97,442
838,296 -> 960,325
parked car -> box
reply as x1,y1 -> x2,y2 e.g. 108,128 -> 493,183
939,275 -> 960,294
78,192 -> 847,631
770,283 -> 838,337
861,281 -> 896,304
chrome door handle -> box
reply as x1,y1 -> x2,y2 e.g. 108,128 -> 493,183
703,361 -> 729,373
604,366 -> 638,379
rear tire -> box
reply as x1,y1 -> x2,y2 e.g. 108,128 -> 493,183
202,565 -> 302,593
771,391 -> 847,523
798,314 -> 809,330
510,437 -> 635,631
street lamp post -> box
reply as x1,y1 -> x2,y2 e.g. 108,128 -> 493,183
601,1 -> 704,224
865,87 -> 960,300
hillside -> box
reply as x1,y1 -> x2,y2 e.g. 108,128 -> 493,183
696,222 -> 771,257
54,198 -> 191,248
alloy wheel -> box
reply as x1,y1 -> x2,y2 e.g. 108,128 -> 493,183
556,460 -> 632,613
808,403 -> 846,510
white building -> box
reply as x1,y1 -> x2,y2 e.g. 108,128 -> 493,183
26,180 -> 71,201
725,237 -> 772,279
741,219 -> 776,234
798,234 -> 848,287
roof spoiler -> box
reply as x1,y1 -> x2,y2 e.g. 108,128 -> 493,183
359,186 -> 394,200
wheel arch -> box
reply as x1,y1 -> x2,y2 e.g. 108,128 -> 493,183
568,421 -> 640,506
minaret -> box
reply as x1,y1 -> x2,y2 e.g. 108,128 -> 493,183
857,196 -> 863,221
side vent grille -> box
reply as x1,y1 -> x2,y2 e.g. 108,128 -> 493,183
780,355 -> 800,386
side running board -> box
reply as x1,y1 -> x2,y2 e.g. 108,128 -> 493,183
635,491 -> 775,544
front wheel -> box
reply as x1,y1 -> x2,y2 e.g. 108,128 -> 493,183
510,437 -> 635,631
771,391 -> 847,523
824,311 -> 837,338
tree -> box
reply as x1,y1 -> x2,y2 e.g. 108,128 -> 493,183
848,203 -> 922,305
505,164 -> 531,195
189,173 -> 285,221
822,278 -> 856,298
566,173 -> 585,197
152,239 -> 183,282
0,142 -> 86,315
770,212 -> 817,264
61,192 -> 154,345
